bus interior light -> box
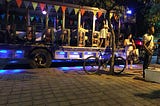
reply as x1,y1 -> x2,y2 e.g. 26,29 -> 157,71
42,10 -> 47,15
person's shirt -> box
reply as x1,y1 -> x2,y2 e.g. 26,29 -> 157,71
100,28 -> 108,38
143,33 -> 154,51
124,39 -> 134,52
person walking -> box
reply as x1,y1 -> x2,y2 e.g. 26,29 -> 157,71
143,25 -> 155,78
124,33 -> 136,69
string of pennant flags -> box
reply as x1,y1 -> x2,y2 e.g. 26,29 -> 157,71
1,0 -> 104,17
0,0 -> 105,24
0,14 -> 60,23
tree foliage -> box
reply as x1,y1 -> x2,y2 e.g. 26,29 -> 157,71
139,0 -> 160,33
144,1 -> 160,24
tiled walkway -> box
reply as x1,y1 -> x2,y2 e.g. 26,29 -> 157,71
0,64 -> 160,106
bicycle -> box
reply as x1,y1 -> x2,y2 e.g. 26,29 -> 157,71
83,47 -> 126,75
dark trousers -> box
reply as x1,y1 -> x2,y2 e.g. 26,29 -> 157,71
143,52 -> 152,78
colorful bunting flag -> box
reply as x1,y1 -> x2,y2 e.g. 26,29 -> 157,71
61,6 -> 66,13
67,7 -> 73,14
19,16 -> 23,21
35,16 -> 39,22
98,11 -> 102,18
32,2 -> 38,10
80,9 -> 85,16
39,3 -> 46,11
30,16 -> 34,21
1,14 -> 5,20
50,18 -> 54,23
74,8 -> 79,15
6,0 -> 12,2
54,5 -> 60,12
41,17 -> 44,23
24,1 -> 30,8
74,21 -> 77,25
16,0 -> 22,8
47,4 -> 52,13
60,20 -> 62,24
12,15 -> 15,21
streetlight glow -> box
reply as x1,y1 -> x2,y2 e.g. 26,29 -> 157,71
126,10 -> 132,14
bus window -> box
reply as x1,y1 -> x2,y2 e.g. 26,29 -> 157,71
80,11 -> 93,47
55,8 -> 63,30
65,9 -> 78,46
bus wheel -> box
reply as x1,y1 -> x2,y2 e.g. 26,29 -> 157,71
29,49 -> 52,68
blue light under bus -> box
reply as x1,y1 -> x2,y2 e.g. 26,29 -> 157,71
16,50 -> 23,54
0,50 -> 12,58
0,69 -> 23,74
0,50 -> 7,53
15,50 -> 24,58
0,49 -> 24,59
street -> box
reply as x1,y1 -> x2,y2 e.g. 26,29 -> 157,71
0,62 -> 160,106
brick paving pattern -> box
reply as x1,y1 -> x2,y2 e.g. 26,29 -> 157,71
0,65 -> 160,106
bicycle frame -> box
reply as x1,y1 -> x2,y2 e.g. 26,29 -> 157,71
83,47 -> 126,75
98,50 -> 112,67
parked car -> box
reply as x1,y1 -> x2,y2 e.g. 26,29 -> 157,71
134,37 -> 145,62
134,37 -> 143,49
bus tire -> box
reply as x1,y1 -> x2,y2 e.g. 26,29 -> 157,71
29,49 -> 52,68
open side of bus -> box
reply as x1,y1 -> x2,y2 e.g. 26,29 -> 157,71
0,0 -> 113,68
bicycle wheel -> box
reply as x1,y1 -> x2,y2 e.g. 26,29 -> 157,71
113,56 -> 126,74
83,56 -> 100,74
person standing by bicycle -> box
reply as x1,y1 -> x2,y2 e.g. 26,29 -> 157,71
142,25 -> 155,78
99,24 -> 109,47
124,33 -> 136,69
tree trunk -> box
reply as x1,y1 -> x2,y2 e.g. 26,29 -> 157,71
107,12 -> 116,75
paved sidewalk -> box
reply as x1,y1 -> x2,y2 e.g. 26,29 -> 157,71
0,64 -> 160,106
